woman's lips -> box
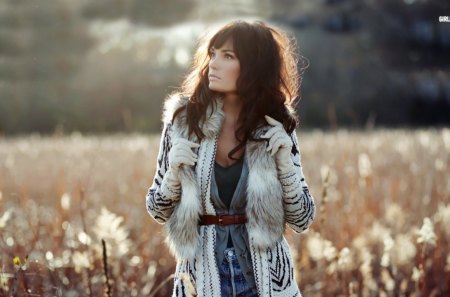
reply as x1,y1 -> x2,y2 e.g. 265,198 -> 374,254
209,74 -> 220,80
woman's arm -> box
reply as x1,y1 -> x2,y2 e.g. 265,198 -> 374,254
145,121 -> 182,224
278,131 -> 317,233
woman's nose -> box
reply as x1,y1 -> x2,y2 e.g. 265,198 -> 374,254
209,56 -> 218,69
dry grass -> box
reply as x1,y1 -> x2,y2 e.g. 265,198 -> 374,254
0,128 -> 449,296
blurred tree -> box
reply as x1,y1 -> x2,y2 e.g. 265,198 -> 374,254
0,0 -> 94,134
283,0 -> 450,128
364,0 -> 450,126
81,0 -> 197,27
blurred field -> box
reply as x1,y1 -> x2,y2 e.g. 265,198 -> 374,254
0,128 -> 449,296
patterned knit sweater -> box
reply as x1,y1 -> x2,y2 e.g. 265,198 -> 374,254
145,94 -> 316,296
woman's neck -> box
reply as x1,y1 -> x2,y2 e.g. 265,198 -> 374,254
222,93 -> 242,126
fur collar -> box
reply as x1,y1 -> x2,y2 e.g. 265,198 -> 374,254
162,93 -> 237,140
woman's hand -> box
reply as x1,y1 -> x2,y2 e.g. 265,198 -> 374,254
260,115 -> 295,174
168,138 -> 200,172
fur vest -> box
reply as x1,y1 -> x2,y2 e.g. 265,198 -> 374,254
162,94 -> 286,262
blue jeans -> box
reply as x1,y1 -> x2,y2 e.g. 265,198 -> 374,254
219,247 -> 258,297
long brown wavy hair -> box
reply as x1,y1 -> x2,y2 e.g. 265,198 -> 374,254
169,19 -> 309,161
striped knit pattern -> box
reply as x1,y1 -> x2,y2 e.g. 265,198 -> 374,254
146,121 -> 182,224
195,136 -> 222,296
279,131 -> 316,234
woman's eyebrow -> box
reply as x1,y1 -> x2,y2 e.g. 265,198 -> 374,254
211,47 -> 235,53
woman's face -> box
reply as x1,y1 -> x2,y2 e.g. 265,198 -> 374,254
208,39 -> 240,94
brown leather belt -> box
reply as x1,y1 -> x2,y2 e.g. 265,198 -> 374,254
199,214 -> 247,226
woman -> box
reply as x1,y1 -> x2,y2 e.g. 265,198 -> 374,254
146,19 -> 316,297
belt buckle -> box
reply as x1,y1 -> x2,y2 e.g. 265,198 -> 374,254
218,214 -> 225,226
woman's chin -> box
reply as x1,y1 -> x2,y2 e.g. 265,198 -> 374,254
208,84 -> 222,92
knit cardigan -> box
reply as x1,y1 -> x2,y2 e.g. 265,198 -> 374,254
146,94 -> 316,297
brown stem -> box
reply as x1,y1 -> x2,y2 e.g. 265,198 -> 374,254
102,238 -> 112,297
149,273 -> 176,297
79,186 -> 93,297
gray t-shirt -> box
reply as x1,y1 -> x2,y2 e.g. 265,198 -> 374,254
211,151 -> 257,292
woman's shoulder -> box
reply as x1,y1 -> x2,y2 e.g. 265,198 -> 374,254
162,93 -> 190,124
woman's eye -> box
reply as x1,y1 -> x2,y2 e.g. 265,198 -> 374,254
209,51 -> 233,59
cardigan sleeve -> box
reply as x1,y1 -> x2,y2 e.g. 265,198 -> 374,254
145,121 -> 182,224
278,130 -> 317,233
